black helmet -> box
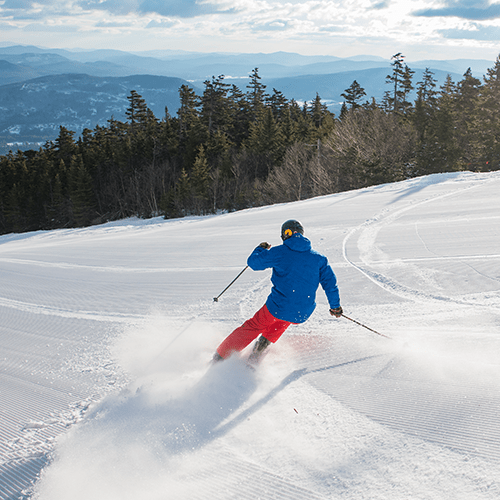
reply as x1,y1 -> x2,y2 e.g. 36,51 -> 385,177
281,219 -> 304,241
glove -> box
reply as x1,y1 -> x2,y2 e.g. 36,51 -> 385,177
259,242 -> 271,249
329,306 -> 343,318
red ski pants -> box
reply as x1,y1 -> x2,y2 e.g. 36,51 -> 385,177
216,304 -> 292,359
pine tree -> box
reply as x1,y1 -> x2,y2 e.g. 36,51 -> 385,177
413,68 -> 438,142
455,68 -> 482,170
125,90 -> 150,127
201,75 -> 231,136
417,74 -> 460,174
341,80 -> 366,110
178,85 -> 201,138
480,55 -> 500,169
175,167 -> 191,213
68,154 -> 96,226
339,102 -> 348,120
385,53 -> 406,114
54,126 -> 77,164
247,107 -> 285,170
310,93 -> 327,128
267,88 -> 289,120
227,84 -> 252,146
191,145 -> 211,213
246,68 -> 267,121
178,84 -> 207,169
280,107 -> 300,148
401,65 -> 415,115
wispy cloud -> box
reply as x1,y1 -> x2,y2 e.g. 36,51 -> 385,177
75,0 -> 238,18
413,0 -> 500,20
24,22 -> 82,32
0,0 -> 499,60
440,23 -> 500,39
371,1 -> 390,10
250,19 -> 292,31
95,20 -> 135,28
145,19 -> 177,28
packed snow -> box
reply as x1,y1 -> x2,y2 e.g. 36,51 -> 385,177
0,171 -> 499,500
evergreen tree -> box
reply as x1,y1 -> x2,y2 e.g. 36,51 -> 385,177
280,107 -> 300,147
201,75 -> 231,136
339,102 -> 349,120
191,145 -> 211,213
309,94 -> 335,140
247,106 -> 285,171
125,90 -> 150,127
246,68 -> 267,121
401,65 -> 415,115
175,167 -> 191,213
341,80 -> 366,110
227,84 -> 252,146
417,74 -> 460,175
54,126 -> 77,164
455,68 -> 482,170
178,84 -> 207,168
178,85 -> 201,138
68,154 -> 96,226
385,53 -> 406,114
413,68 -> 438,142
480,55 -> 500,170
310,93 -> 327,128
46,172 -> 66,228
267,88 -> 289,120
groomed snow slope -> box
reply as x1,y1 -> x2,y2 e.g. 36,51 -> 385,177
1,171 -> 499,499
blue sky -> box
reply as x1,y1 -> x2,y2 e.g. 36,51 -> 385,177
1,0 -> 500,60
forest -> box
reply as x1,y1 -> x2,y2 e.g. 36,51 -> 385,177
0,53 -> 499,235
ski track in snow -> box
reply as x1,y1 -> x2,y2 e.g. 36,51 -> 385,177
0,171 -> 499,499
342,175 -> 500,311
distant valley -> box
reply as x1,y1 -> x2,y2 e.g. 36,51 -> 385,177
0,73 -> 189,154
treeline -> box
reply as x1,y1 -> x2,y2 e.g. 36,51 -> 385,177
1,56 -> 499,235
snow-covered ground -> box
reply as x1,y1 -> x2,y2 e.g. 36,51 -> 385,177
1,171 -> 499,499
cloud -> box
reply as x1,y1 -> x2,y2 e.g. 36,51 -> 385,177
145,19 -> 177,28
371,0 -> 390,9
75,0 -> 141,16
413,0 -> 500,20
2,0 -> 40,8
139,0 -> 221,17
1,0 -> 78,21
95,20 -> 135,28
250,19 -> 291,31
75,0 -> 237,18
439,23 -> 500,39
0,22 -> 18,30
1,0 -> 69,8
24,22 -> 82,32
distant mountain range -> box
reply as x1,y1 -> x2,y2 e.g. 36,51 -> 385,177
0,44 -> 495,154
0,73 -> 189,155
0,44 -> 492,84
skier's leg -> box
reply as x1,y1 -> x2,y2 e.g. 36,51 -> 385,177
261,318 -> 292,343
246,317 -> 292,365
216,304 -> 276,359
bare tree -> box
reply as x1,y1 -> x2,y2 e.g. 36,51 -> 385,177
326,107 -> 417,190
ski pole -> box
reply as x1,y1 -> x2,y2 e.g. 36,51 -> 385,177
213,265 -> 249,302
341,314 -> 392,340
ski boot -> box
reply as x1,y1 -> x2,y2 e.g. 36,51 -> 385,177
211,352 -> 224,364
247,335 -> 271,367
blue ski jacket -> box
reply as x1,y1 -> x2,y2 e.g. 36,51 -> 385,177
247,233 -> 340,324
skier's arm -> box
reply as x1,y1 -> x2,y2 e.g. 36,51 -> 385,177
247,244 -> 277,271
319,258 -> 341,310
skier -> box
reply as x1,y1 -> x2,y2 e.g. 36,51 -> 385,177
212,219 -> 343,365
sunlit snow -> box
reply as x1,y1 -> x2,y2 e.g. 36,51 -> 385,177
1,171 -> 499,499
